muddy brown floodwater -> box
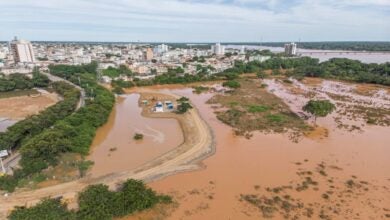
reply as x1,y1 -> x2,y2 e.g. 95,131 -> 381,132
88,94 -> 184,177
129,84 -> 390,220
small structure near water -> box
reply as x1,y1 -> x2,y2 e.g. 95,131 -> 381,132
154,101 -> 164,112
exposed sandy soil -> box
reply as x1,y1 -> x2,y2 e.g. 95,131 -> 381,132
0,90 -> 214,219
0,91 -> 59,120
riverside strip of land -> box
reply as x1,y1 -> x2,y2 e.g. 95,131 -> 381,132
0,91 -> 215,218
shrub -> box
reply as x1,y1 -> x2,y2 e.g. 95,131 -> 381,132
133,133 -> 144,140
222,80 -> 241,89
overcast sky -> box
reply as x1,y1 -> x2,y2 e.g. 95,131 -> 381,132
0,0 -> 389,42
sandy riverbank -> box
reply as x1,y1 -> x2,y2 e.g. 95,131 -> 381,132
0,91 -> 215,218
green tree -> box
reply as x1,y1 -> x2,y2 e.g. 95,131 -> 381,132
176,97 -> 192,114
77,184 -> 116,220
8,198 -> 75,220
303,100 -> 336,125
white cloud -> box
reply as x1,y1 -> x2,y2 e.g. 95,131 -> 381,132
0,0 -> 389,41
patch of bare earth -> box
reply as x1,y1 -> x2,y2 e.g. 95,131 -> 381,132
0,91 -> 59,120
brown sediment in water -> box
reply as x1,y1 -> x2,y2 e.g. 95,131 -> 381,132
145,82 -> 390,220
87,93 -> 184,177
0,90 -> 215,219
304,126 -> 329,140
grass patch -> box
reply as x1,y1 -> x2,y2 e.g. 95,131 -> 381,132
247,105 -> 271,113
208,79 -> 309,140
193,86 -> 209,94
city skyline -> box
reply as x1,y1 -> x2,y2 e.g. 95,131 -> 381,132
0,0 -> 389,42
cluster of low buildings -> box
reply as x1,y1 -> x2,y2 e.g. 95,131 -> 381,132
0,37 -> 281,80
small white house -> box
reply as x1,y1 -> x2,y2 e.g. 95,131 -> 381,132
154,102 -> 164,113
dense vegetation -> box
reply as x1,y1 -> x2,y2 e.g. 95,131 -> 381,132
176,97 -> 193,114
112,66 -> 220,90
0,62 -> 115,192
0,70 -> 50,92
0,82 -> 79,153
218,57 -> 390,86
8,179 -> 171,220
102,65 -> 132,78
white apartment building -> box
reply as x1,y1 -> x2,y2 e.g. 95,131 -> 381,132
211,43 -> 225,56
9,37 -> 36,63
154,44 -> 169,54
284,42 -> 297,56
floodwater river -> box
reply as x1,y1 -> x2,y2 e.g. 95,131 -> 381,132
88,94 -> 183,177
89,83 -> 390,219
139,85 -> 390,220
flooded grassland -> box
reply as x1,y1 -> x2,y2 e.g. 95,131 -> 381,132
144,78 -> 390,220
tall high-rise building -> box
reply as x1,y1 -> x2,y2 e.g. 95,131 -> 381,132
144,48 -> 154,61
154,44 -> 169,54
240,46 -> 246,54
284,42 -> 297,56
10,37 -> 36,63
211,43 -> 225,56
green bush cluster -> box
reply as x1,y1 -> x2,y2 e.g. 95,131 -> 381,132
8,179 -> 172,220
0,81 -> 80,152
222,80 -> 241,89
176,97 -> 192,114
0,63 -> 115,192
0,71 -> 50,92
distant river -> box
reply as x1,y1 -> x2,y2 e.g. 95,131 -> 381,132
226,45 -> 390,64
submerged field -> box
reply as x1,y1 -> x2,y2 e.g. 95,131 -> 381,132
1,77 -> 389,219
147,78 -> 390,220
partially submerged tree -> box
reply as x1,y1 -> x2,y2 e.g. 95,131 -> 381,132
303,100 -> 336,125
176,96 -> 192,114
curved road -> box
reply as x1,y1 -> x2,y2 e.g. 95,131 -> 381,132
0,92 -> 215,219
2,72 -> 86,174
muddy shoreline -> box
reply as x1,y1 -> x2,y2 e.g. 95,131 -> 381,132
0,91 -> 216,218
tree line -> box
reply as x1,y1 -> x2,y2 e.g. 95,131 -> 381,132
8,179 -> 171,220
0,69 -> 50,92
0,62 -> 115,192
218,57 -> 390,86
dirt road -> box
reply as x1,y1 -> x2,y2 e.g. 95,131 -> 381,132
0,91 -> 215,218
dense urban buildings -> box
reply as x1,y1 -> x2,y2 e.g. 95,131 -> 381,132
1,39 -> 258,78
